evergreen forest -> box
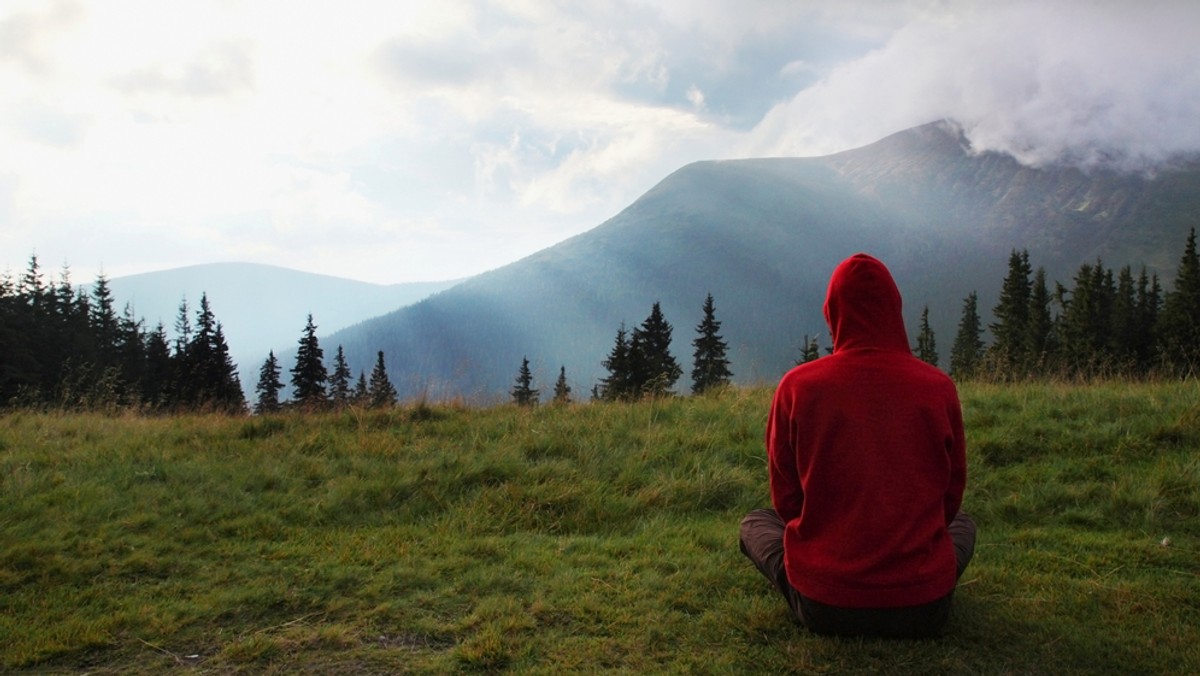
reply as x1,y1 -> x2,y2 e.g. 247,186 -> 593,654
0,259 -> 244,413
3,228 -> 1199,413
945,229 -> 1200,380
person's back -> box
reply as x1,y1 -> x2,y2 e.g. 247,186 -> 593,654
740,253 -> 975,638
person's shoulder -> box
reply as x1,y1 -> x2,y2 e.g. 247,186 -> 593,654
902,355 -> 959,389
774,358 -> 836,399
780,354 -> 841,382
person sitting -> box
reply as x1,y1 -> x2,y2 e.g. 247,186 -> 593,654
740,253 -> 976,639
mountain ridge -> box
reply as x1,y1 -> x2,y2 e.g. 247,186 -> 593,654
325,120 -> 1200,401
105,121 -> 1200,402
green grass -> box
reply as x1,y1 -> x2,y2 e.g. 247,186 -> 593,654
1,383 -> 1198,674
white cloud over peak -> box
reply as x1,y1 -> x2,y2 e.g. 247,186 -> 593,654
747,1 -> 1200,171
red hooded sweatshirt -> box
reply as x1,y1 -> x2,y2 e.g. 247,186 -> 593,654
767,253 -> 966,609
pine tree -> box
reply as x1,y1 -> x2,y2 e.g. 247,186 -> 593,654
143,323 -> 173,410
177,294 -> 213,406
1134,269 -> 1161,372
89,274 -> 120,368
510,356 -> 539,406
171,296 -> 201,407
630,301 -> 681,398
180,293 -> 210,407
950,291 -> 984,380
552,365 -> 571,404
50,271 -> 93,402
1058,260 -> 1116,374
0,267 -> 37,403
915,305 -> 938,367
173,297 -> 191,357
989,250 -> 1032,373
1024,267 -> 1055,370
796,334 -> 822,365
53,264 -> 75,315
1096,264 -> 1117,357
690,293 -> 733,394
15,255 -> 57,402
1158,228 -> 1200,375
19,255 -> 48,319
368,350 -> 397,408
290,314 -> 328,409
255,351 -> 285,414
354,371 -> 369,403
329,345 -> 353,408
18,255 -> 44,300
179,294 -> 244,413
116,303 -> 146,406
51,268 -> 83,368
599,324 -> 634,401
1111,265 -> 1139,369
210,322 -> 245,413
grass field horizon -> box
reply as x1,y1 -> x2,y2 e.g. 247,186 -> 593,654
2,382 -> 1198,673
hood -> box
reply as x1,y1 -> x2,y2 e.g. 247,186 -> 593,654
823,253 -> 911,353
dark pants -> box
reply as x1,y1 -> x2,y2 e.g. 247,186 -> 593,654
739,508 -> 977,639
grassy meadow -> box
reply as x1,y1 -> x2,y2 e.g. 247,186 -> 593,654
2,382 -> 1198,674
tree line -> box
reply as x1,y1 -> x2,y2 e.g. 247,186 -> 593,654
588,227 -> 1199,403
786,230 -> 1199,381
943,229 -> 1200,380
509,293 -> 733,406
0,257 -> 402,414
0,258 -> 243,412
4,229 -> 1198,412
253,314 -> 400,414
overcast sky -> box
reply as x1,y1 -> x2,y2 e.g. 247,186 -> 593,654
3,0 -> 1199,285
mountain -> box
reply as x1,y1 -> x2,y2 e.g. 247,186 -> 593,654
323,121 -> 1200,403
106,263 -> 459,388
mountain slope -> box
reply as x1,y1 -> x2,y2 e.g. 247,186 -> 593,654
106,263 -> 459,387
329,121 -> 1200,401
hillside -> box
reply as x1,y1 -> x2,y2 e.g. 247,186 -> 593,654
328,120 -> 1200,401
105,263 -> 459,388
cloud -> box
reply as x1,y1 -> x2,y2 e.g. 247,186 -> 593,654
779,60 -> 816,78
13,102 -> 86,147
370,1 -> 734,221
111,40 -> 255,100
0,0 -> 84,76
747,1 -> 1200,172
8,0 -> 1198,287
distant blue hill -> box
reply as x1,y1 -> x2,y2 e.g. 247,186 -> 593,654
105,262 -> 459,391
